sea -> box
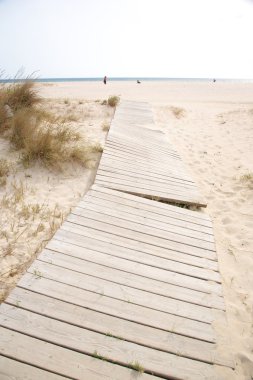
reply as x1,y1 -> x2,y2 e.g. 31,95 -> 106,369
0,77 -> 252,83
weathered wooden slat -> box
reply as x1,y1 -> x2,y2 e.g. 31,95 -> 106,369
105,141 -> 181,162
102,147 -> 184,169
96,171 -> 200,196
30,257 -> 216,324
0,327 -> 156,380
91,184 -> 211,223
47,240 -> 224,309
0,305 -> 227,380
89,186 -> 213,229
72,204 -> 216,254
95,179 -> 205,206
80,195 -> 214,242
98,164 -> 195,188
98,164 -> 195,192
57,227 -> 221,296
0,356 -> 69,380
100,153 -> 194,181
5,288 -> 232,367
66,214 -> 217,261
18,273 -> 215,342
59,225 -> 222,296
102,147 -> 186,171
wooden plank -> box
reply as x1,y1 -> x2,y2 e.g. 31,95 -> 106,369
95,180 -> 205,207
91,184 -> 211,222
99,164 -> 195,191
59,224 -> 222,295
103,145 -> 183,166
98,163 -> 196,195
47,239 -> 224,309
54,227 -> 217,272
100,153 -> 194,180
69,208 -> 218,281
0,356 -> 70,380
105,140 -> 181,161
18,273 -> 216,342
31,256 -> 215,324
72,204 -> 216,254
66,214 -> 217,261
38,249 -> 217,323
5,288 -> 232,367
102,147 -> 185,170
0,305 -> 226,380
56,225 -> 217,275
81,194 -> 214,242
98,163 -> 195,188
89,186 -> 213,229
0,327 -> 156,380
96,170 -> 200,196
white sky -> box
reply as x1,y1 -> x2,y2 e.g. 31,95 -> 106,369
1,0 -> 253,79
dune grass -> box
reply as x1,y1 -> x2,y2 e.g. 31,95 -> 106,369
170,106 -> 186,119
0,80 -> 95,169
108,96 -> 120,107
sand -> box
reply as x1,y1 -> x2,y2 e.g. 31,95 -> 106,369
1,80 -> 253,379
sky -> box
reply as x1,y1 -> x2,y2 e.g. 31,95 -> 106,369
1,0 -> 253,79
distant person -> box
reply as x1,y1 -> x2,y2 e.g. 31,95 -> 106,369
103,76 -> 107,84
213,78 -> 216,83
137,80 -> 141,84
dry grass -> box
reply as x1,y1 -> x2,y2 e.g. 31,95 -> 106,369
0,159 -> 10,178
0,159 -> 10,186
91,143 -> 103,153
102,122 -> 110,132
240,173 -> 253,182
170,106 -> 186,119
108,96 -> 120,107
9,107 -> 90,168
2,81 -> 41,112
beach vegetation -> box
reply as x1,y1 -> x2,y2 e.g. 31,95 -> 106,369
92,350 -> 106,360
91,143 -> 103,153
0,159 -> 10,180
240,173 -> 253,182
10,108 -> 89,167
128,361 -> 144,373
170,106 -> 186,119
1,80 -> 41,113
108,96 -> 120,107
102,122 -> 110,131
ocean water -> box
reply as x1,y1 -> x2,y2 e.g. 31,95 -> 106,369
1,77 -> 252,83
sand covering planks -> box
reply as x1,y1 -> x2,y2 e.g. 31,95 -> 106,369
96,100 -> 206,207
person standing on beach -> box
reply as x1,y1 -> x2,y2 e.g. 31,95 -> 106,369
103,76 -> 107,84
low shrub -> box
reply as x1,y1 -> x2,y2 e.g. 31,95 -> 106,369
108,96 -> 120,107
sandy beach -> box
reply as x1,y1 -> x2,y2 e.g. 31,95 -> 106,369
1,80 -> 253,379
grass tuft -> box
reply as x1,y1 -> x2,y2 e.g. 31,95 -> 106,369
107,96 -> 120,107
0,159 -> 10,178
170,106 -> 186,119
102,122 -> 110,132
240,173 -> 253,182
3,81 -> 41,112
91,143 -> 103,153
129,361 -> 144,373
9,107 -> 90,167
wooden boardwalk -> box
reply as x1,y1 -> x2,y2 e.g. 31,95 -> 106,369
97,100 -> 206,207
0,186 -> 234,379
0,101 -> 234,379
